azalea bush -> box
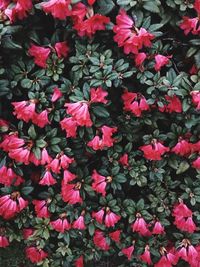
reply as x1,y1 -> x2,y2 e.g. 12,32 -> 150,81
0,0 -> 200,266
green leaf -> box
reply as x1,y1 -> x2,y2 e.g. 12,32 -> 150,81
92,105 -> 110,118
28,125 -> 37,139
176,161 -> 190,174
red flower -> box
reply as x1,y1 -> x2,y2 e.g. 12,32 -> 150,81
194,0 -> 200,14
105,210 -> 121,228
180,17 -> 200,35
33,199 -> 51,218
23,228 -> 34,239
171,139 -> 192,156
122,90 -> 149,117
60,117 -> 78,138
101,125 -> 117,147
191,91 -> 200,110
54,42 -> 69,58
119,153 -> 129,166
61,183 -> 83,204
90,87 -> 108,104
0,192 -> 28,219
109,230 -> 121,243
32,110 -> 50,128
93,230 -> 110,251
140,140 -> 169,160
28,44 -> 51,68
159,95 -> 182,113
154,54 -> 171,71
26,247 -> 48,263
122,245 -> 134,260
91,170 -> 107,196
88,0 -> 96,5
152,221 -> 165,235
113,10 -> 154,55
72,215 -> 86,230
0,229 -> 9,248
75,255 -> 84,267
51,217 -> 71,233
71,3 -> 87,23
131,216 -> 151,236
0,119 -> 9,132
41,0 -> 71,20
51,87 -> 63,102
92,208 -> 104,224
4,0 -> 32,22
140,245 -> 152,265
65,101 -> 92,127
39,170 -> 57,186
12,100 -> 36,123
192,156 -> 200,169
135,52 -> 147,67
155,252 -> 178,267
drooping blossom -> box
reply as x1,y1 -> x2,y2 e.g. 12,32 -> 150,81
54,41 -> 69,58
32,110 -> 50,128
4,0 -> 33,22
72,215 -> 86,230
131,215 -> 151,236
32,199 -> 51,218
60,154 -> 74,169
192,156 -> 200,169
180,17 -> 200,35
0,134 -> 25,152
152,221 -> 165,235
105,210 -> 121,227
140,140 -> 169,160
92,208 -> 105,224
155,248 -> 178,267
122,90 -> 149,117
93,230 -> 110,251
122,244 -> 135,260
0,228 -> 9,248
90,87 -> 108,104
23,228 -> 35,239
140,245 -> 152,265
12,100 -> 36,123
41,0 -> 71,20
8,146 -> 31,165
75,255 -> 84,267
154,54 -> 171,71
91,170 -> 110,196
0,192 -> 28,219
61,183 -> 83,204
71,2 -> 87,23
191,91 -> 200,110
28,44 -> 51,68
65,101 -> 92,127
119,153 -> 129,166
0,166 -> 24,186
177,240 -> 198,265
63,170 -> 76,183
159,95 -> 182,113
39,170 -> 57,186
135,52 -> 147,68
60,117 -> 78,138
87,136 -> 103,150
25,246 -> 48,263
109,230 -> 121,243
113,10 -> 154,55
51,216 -> 71,233
51,87 -> 63,102
40,148 -> 52,165
171,139 -> 192,156
48,158 -> 61,174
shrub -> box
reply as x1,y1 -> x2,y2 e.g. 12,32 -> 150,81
0,0 -> 200,266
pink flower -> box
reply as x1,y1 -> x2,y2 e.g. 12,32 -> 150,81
23,228 -> 34,239
0,134 -> 25,151
39,170 -> 57,186
60,154 -> 74,169
26,247 -> 48,263
55,41 -> 69,58
93,230 -> 110,251
65,101 -> 92,127
192,157 -> 200,169
88,0 -> 96,5
155,253 -> 178,267
48,158 -> 60,174
101,125 -> 117,147
109,230 -> 121,243
90,87 -> 108,104
63,170 -> 76,183
4,0 -> 32,22
75,255 -> 84,267
32,199 -> 51,218
51,87 -> 63,102
92,209 -> 105,224
32,110 -> 50,128
105,211 -> 121,227
91,170 -> 107,196
194,0 -> 200,14
61,183 -> 83,204
40,148 -> 52,165
0,166 -> 24,186
140,140 -> 169,160
12,100 -> 36,122
119,153 -> 129,166
8,147 -> 31,165
51,217 -> 71,233
154,54 -> 171,71
0,235 -> 9,248
0,193 -> 28,219
0,119 -> 9,132
60,117 -> 78,138
28,44 -> 51,68
171,139 -> 192,156
180,17 -> 200,35
191,91 -> 200,110
152,221 -> 165,235
71,3 -> 87,23
113,10 -> 154,55
131,217 -> 151,236
184,217 -> 197,233
173,202 -> 192,218
122,245 -> 134,260
72,215 -> 86,230
135,52 -> 147,67
87,136 -> 103,150
41,0 -> 71,20
140,245 -> 152,265
159,95 -> 182,113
